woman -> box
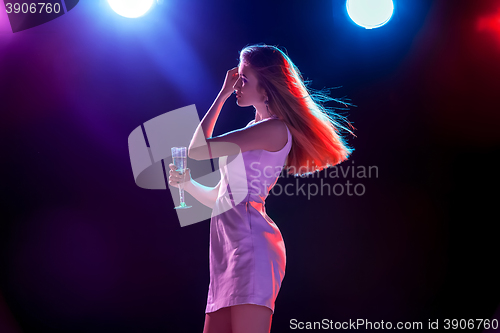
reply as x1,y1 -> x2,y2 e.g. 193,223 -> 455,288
169,44 -> 354,333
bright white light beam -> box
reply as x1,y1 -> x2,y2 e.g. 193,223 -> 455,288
346,0 -> 394,29
108,0 -> 155,18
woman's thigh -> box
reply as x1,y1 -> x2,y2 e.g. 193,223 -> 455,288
203,306 -> 232,333
231,304 -> 273,333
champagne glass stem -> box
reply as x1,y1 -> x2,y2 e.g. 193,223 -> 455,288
179,184 -> 185,205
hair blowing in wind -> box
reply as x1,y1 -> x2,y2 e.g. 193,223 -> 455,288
239,44 -> 356,177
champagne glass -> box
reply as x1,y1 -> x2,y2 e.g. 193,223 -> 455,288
171,147 -> 192,209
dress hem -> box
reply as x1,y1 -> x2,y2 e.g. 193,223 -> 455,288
205,295 -> 275,314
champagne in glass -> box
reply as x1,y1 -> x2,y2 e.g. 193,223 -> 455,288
171,147 -> 192,209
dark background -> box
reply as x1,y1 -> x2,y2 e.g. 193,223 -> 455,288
1,0 -> 499,332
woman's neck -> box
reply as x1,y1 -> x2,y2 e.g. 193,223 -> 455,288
254,111 -> 275,123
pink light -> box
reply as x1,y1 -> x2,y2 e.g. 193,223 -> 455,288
0,0 -> 12,34
476,7 -> 500,35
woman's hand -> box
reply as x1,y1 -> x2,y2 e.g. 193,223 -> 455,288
168,163 -> 192,189
220,67 -> 239,97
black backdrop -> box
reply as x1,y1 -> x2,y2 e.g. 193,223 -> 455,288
1,0 -> 499,332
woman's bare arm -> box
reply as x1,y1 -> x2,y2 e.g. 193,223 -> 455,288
188,68 -> 238,161
189,119 -> 287,160
188,67 -> 287,160
168,163 -> 221,209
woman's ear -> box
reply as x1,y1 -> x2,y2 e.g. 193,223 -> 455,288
261,89 -> 268,100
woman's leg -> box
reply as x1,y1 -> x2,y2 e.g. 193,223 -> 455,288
231,304 -> 273,333
203,306 -> 232,333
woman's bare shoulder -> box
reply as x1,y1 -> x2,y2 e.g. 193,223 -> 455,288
262,119 -> 288,152
238,118 -> 287,152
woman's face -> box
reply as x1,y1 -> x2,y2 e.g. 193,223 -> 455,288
233,62 -> 267,107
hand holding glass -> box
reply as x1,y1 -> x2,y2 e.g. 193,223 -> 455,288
170,147 -> 192,209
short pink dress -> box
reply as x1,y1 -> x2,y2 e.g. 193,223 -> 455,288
205,116 -> 292,315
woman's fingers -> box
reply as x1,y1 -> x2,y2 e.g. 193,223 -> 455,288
228,67 -> 238,79
221,67 -> 240,95
168,163 -> 180,187
168,164 -> 190,188
169,163 -> 181,175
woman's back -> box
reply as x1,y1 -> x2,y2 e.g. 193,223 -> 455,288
215,116 -> 292,206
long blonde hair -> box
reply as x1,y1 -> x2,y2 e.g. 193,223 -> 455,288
239,44 -> 356,177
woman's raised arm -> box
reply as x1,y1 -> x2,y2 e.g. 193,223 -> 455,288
188,68 -> 238,160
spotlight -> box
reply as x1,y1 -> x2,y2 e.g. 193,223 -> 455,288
107,0 -> 155,18
346,0 -> 394,29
